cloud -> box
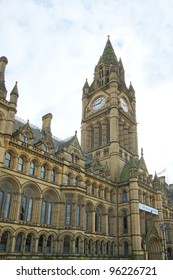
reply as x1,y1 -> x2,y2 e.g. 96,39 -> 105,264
0,0 -> 173,181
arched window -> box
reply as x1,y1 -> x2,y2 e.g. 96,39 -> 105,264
106,121 -> 110,144
91,184 -> 95,196
0,191 -> 11,219
75,237 -> 80,254
46,236 -> 52,253
91,126 -> 94,149
38,235 -> 44,253
22,133 -> 28,143
100,241 -> 104,255
44,143 -> 49,153
25,233 -> 33,252
95,207 -> 102,232
122,210 -> 128,233
65,203 -> 71,226
98,123 -> 102,147
4,152 -> 11,168
15,233 -> 23,252
0,231 -> 9,252
74,176 -> 78,186
124,241 -> 129,256
29,161 -> 35,176
110,189 -> 113,202
40,165 -> 46,179
50,169 -> 56,183
84,209 -> 88,231
98,187 -> 101,198
18,157 -> 24,172
19,189 -> 34,222
104,188 -> 107,200
76,204 -> 80,227
63,236 -> 70,254
40,197 -> 52,225
66,174 -> 70,186
123,191 -> 127,202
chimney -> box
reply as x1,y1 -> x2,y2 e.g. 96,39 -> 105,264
0,56 -> 8,99
42,113 -> 52,137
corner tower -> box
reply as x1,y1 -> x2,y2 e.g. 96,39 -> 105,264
81,37 -> 138,182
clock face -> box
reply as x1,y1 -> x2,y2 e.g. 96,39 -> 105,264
93,97 -> 105,111
120,98 -> 128,112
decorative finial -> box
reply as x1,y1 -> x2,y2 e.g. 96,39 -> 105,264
108,35 -> 110,40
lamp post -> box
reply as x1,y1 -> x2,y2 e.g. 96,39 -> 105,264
160,220 -> 168,260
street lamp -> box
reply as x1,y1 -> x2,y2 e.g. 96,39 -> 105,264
160,220 -> 168,260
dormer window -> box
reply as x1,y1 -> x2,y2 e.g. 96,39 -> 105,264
22,133 -> 28,144
44,143 -> 49,153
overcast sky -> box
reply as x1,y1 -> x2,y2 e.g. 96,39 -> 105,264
1,0 -> 173,183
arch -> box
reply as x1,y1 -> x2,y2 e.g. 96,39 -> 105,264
147,236 -> 162,260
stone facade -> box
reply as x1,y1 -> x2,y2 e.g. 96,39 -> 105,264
0,38 -> 173,260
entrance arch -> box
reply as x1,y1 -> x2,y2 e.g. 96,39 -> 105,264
147,236 -> 162,260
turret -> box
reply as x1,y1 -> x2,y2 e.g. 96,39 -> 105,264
82,79 -> 89,97
10,82 -> 19,107
0,56 -> 8,99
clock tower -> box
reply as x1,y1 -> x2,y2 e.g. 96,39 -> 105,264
81,37 -> 138,182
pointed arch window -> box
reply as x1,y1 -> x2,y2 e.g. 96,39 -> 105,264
0,191 -> 11,219
18,157 -> 24,172
65,203 -> 72,226
4,152 -> 11,168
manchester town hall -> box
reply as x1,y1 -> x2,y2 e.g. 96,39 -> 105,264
0,38 -> 173,260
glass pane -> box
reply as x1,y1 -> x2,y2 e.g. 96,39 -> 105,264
76,205 -> 80,226
3,192 -> 11,218
20,196 -> 26,220
18,157 -> 23,172
0,191 -> 4,216
40,201 -> 46,224
15,233 -> 22,252
26,198 -> 33,222
47,202 -> 52,225
4,152 -> 11,167
65,204 -> 71,225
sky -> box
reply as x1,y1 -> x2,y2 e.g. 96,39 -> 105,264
1,0 -> 173,183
